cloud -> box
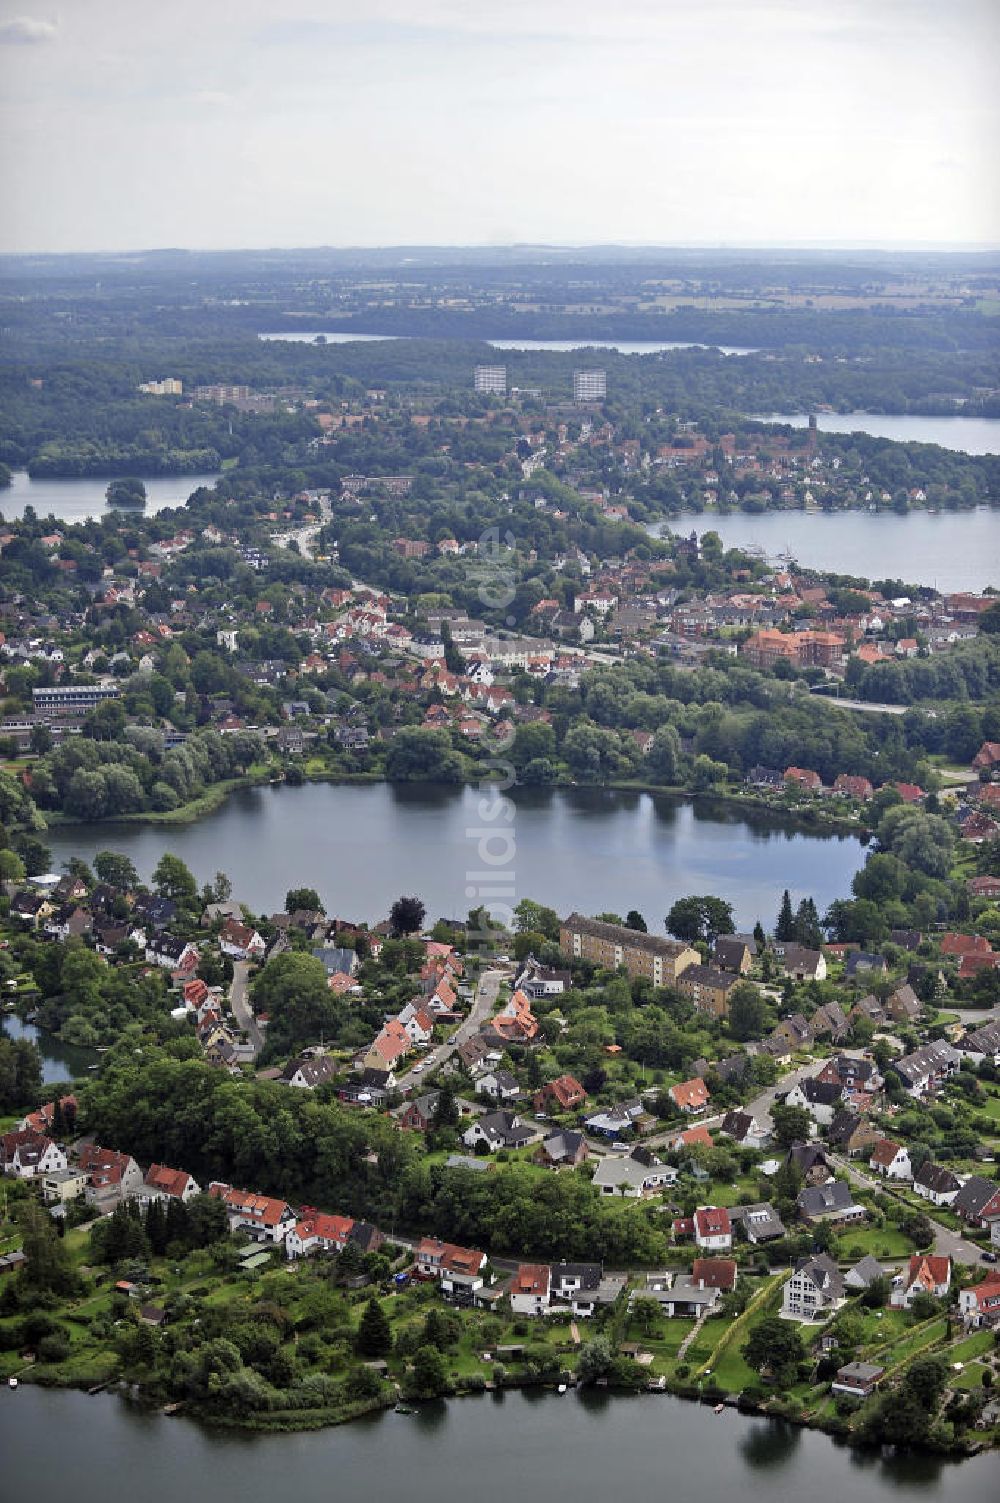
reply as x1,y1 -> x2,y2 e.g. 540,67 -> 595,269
190,90 -> 233,107
0,16 -> 57,45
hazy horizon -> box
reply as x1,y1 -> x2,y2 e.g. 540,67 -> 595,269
2,0 -> 998,255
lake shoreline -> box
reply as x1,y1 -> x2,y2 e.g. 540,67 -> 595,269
13,1367 -> 990,1460
38,768 -> 868,842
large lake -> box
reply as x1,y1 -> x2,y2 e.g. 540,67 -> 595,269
759,411 -> 1000,456
0,1386 -> 992,1503
258,330 -> 757,355
42,783 -> 864,930
0,470 -> 221,526
656,507 -> 1000,593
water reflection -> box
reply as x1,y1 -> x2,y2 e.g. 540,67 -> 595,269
738,1417 -> 803,1468
0,1013 -> 98,1084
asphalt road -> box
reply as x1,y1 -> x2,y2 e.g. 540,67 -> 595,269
830,1152 -> 988,1266
397,967 -> 504,1085
229,959 -> 263,1055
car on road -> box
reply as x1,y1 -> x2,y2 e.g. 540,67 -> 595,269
981,1250 -> 998,1264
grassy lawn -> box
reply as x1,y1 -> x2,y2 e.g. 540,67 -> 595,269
834,1225 -> 914,1259
948,1328 -> 996,1364
952,1362 -> 990,1391
881,1317 -> 949,1372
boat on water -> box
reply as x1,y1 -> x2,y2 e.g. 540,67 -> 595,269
713,1403 -> 725,1415
557,1384 -> 567,1394
394,1403 -> 416,1415
9,1377 -> 18,1388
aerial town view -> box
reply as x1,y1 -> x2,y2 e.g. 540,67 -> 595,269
0,2 -> 998,1500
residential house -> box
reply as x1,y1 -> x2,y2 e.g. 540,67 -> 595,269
41,1168 -> 88,1204
694,1205 -> 732,1251
913,1161 -> 962,1207
475,1068 -> 521,1104
218,918 -> 266,960
952,1176 -> 1000,1229
714,937 -> 753,975
549,1262 -> 623,1317
788,1143 -> 834,1183
142,1164 -> 200,1203
510,1263 -> 552,1316
719,1110 -> 769,1150
797,1181 -> 866,1226
536,1130 -> 589,1168
782,1253 -> 845,1321
869,1138 -> 912,1181
280,1054 -> 339,1090
894,1040 -> 962,1097
826,1110 -> 881,1158
669,1077 -> 710,1115
593,1152 -> 675,1198
691,1257 -> 738,1292
960,1020 -> 1000,1068
211,1185 -> 297,1244
844,1255 -> 888,1292
891,1254 -> 951,1309
145,935 -> 200,972
810,1001 -> 849,1042
413,1238 -> 487,1298
771,1013 -> 814,1053
731,1202 -> 785,1244
785,1077 -> 842,1126
462,1110 -> 534,1152
533,1074 -> 587,1114
398,1092 -> 441,1132
0,1131 -> 66,1179
78,1145 -> 144,1208
285,1212 -> 356,1260
583,1100 -> 645,1139
832,1362 -> 885,1397
958,1273 -> 1000,1328
885,983 -> 922,1025
777,945 -> 827,982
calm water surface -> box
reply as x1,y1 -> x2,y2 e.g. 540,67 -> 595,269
759,411 -> 1000,455
43,782 -> 863,930
0,1386 -> 992,1503
0,470 -> 221,525
258,331 -> 757,355
0,1011 -> 97,1084
657,507 -> 1000,593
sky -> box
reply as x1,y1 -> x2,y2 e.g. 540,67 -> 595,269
0,0 -> 998,254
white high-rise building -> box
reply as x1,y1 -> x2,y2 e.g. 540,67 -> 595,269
474,365 -> 507,395
573,369 -> 606,403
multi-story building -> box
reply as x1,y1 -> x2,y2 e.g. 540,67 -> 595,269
573,369 -> 606,403
741,629 -> 845,670
33,684 -> 120,718
782,1253 -> 845,1321
474,364 -> 507,395
138,378 -> 183,395
560,913 -> 698,987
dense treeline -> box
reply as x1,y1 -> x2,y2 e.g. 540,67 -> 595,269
78,1045 -> 667,1263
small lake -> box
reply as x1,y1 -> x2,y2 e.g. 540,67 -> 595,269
652,507 -> 1000,593
0,1011 -> 98,1085
0,1385 -> 992,1503
758,411 -> 1000,456
0,470 -> 221,526
42,782 -> 864,931
258,331 -> 757,355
